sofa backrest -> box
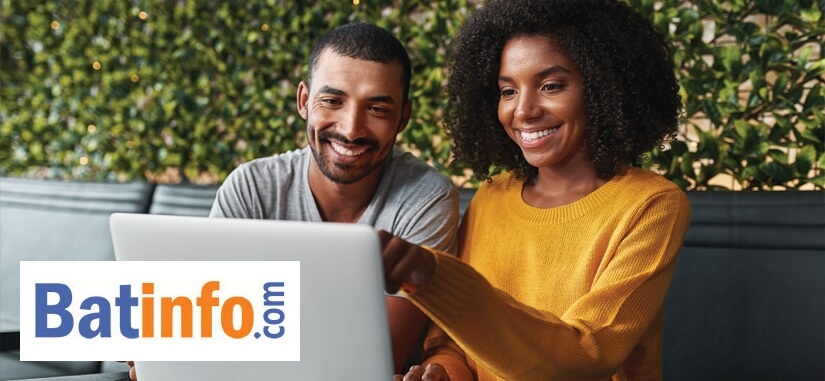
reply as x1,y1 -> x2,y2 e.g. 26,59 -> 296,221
0,178 -> 154,330
458,188 -> 475,221
148,184 -> 219,216
663,191 -> 825,380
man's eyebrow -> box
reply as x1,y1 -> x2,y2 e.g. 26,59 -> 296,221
367,95 -> 396,104
316,86 -> 395,104
318,85 -> 346,96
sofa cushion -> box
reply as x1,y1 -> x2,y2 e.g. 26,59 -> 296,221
663,191 -> 825,380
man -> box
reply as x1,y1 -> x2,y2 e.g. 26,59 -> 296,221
209,22 -> 458,373
124,22 -> 456,380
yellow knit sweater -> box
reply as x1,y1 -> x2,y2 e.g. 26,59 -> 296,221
408,168 -> 691,381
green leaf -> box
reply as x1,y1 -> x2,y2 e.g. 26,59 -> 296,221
741,166 -> 761,182
734,120 -> 753,139
796,145 -> 816,174
720,45 -> 743,77
703,99 -> 724,126
759,161 -> 794,182
768,149 -> 789,165
800,127 -> 824,144
670,140 -> 689,156
802,83 -> 824,114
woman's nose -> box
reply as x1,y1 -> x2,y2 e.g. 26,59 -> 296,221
514,92 -> 542,122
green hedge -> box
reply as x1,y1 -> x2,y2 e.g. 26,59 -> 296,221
631,0 -> 825,190
1,0 -> 823,190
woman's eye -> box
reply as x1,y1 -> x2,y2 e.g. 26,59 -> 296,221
500,89 -> 516,97
542,83 -> 564,92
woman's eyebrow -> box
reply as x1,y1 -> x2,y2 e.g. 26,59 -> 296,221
498,65 -> 571,82
534,66 -> 571,79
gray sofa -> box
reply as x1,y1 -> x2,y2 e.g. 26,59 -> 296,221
1,177 -> 823,380
0,178 -> 218,380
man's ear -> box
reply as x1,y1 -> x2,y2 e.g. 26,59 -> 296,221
297,81 -> 310,120
397,100 -> 412,135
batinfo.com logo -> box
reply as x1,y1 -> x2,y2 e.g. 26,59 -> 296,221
19,261 -> 300,361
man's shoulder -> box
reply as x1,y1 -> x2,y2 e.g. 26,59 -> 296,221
231,147 -> 307,175
389,147 -> 455,192
222,147 -> 308,192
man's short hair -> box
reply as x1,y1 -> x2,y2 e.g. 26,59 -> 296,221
307,22 -> 411,103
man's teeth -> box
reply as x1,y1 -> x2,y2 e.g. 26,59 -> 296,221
520,128 -> 558,142
331,142 -> 367,157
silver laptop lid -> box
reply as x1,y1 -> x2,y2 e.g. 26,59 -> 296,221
110,213 -> 393,381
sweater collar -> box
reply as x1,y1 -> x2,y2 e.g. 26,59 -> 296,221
500,168 -> 631,224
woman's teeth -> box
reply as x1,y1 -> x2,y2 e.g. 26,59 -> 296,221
520,127 -> 558,142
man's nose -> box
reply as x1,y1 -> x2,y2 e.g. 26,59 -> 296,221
336,106 -> 367,141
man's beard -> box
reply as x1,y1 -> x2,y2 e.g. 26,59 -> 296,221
308,129 -> 387,185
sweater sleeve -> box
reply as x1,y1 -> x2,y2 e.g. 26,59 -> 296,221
406,190 -> 691,380
419,325 -> 476,381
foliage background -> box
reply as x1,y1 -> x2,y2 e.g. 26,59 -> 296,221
1,0 -> 823,190
631,0 -> 824,190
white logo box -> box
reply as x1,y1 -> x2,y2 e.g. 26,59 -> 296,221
20,261 -> 300,361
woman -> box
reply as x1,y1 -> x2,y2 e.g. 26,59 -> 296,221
381,0 -> 691,380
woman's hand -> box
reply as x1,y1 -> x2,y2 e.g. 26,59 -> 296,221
394,364 -> 451,381
378,230 -> 437,294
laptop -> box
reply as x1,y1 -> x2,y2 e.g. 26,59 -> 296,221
109,213 -> 393,380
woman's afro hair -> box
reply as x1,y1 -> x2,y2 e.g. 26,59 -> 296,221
444,0 -> 682,183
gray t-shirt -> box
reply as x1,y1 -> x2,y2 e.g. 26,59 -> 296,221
209,146 -> 458,254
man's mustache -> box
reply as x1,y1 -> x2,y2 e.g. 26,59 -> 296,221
318,130 -> 378,149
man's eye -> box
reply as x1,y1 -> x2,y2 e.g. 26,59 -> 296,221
321,98 -> 342,106
370,106 -> 389,114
